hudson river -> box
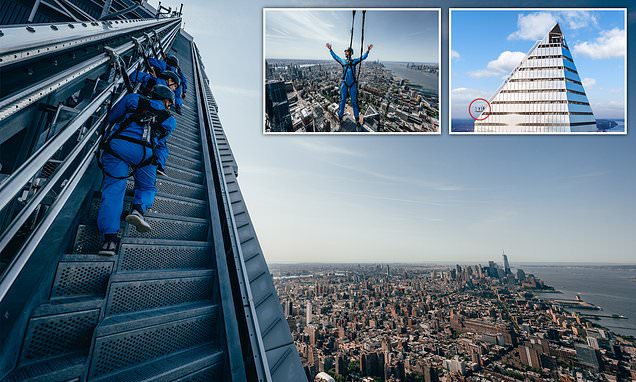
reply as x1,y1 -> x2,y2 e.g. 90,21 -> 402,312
523,265 -> 636,337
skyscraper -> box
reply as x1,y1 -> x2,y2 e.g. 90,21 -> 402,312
503,251 -> 511,275
265,80 -> 293,132
475,24 -> 596,133
306,301 -> 313,324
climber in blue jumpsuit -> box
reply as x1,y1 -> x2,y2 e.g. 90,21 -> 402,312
97,85 -> 176,256
128,70 -> 180,177
131,56 -> 184,112
165,55 -> 187,113
326,42 -> 373,125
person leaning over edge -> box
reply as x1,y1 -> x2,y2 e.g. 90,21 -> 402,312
96,85 -> 177,256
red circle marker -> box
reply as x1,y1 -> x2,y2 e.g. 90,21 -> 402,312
469,98 -> 491,121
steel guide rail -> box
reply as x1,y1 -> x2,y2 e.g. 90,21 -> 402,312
191,45 -> 273,381
190,38 -> 248,382
0,20 -> 181,300
0,18 -> 181,122
0,17 -> 175,67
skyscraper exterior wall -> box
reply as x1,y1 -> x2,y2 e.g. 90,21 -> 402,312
265,80 -> 293,132
475,24 -> 596,133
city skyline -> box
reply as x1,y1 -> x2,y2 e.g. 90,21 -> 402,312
451,9 -> 626,120
265,9 -> 440,62
150,0 -> 635,264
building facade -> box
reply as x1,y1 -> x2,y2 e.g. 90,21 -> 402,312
475,24 -> 596,133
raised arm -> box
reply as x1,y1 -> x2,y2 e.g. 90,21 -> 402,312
326,43 -> 346,65
353,44 -> 373,65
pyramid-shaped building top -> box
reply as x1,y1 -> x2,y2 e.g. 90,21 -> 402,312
475,24 -> 596,133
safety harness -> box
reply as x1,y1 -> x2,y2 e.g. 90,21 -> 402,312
97,97 -> 171,179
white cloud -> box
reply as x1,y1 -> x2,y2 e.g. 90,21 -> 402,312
573,28 -> 626,59
561,11 -> 598,30
451,50 -> 460,60
508,11 -> 599,41
581,77 -> 596,88
468,51 -> 525,78
508,12 -> 557,40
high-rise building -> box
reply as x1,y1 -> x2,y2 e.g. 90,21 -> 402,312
265,80 -> 293,132
475,24 -> 596,133
306,301 -> 313,324
503,251 -> 511,275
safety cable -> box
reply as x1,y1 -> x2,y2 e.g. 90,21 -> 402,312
357,10 -> 366,84
348,10 -> 356,52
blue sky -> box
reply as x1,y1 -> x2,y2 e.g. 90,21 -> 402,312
150,0 -> 635,264
265,9 -> 439,62
451,10 -> 626,119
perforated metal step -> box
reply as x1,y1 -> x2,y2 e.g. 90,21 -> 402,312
50,255 -> 115,299
161,164 -> 204,185
19,298 -> 103,365
1,352 -> 86,382
150,194 -> 207,219
103,270 -> 216,316
166,152 -> 203,172
124,215 -> 209,241
118,240 -> 212,272
91,343 -> 223,382
88,306 -> 219,378
153,177 -> 206,201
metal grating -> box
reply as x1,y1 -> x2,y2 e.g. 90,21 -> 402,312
155,179 -> 206,200
167,143 -> 201,161
168,154 -> 202,172
174,364 -> 222,382
119,243 -> 211,271
162,166 -> 204,185
171,135 -> 201,152
20,309 -> 100,363
168,155 -> 201,171
90,314 -> 216,377
125,217 -> 208,241
151,196 -> 206,219
105,276 -> 214,315
72,225 -> 102,254
51,261 -> 114,298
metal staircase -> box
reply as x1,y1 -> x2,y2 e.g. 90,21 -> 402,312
0,3 -> 305,381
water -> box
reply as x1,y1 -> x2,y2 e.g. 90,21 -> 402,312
383,61 -> 438,96
451,119 -> 625,133
522,265 -> 636,337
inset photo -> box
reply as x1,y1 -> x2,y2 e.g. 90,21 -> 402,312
264,8 -> 440,134
450,8 -> 627,134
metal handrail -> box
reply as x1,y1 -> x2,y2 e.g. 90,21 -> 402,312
190,39 -> 247,382
0,18 -> 176,67
0,20 -> 181,300
0,20 -> 178,212
193,49 -> 272,381
0,18 -> 180,122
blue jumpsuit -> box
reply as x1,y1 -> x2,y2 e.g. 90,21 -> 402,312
147,57 -> 184,108
97,93 -> 176,237
329,49 -> 369,121
167,63 -> 187,108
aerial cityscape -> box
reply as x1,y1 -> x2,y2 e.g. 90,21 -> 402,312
273,255 -> 636,382
264,9 -> 440,133
265,60 -> 439,133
